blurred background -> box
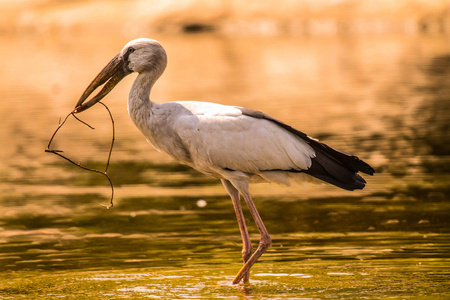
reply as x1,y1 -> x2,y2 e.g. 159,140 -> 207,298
0,0 -> 449,298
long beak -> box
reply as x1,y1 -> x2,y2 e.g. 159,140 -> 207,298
73,53 -> 128,113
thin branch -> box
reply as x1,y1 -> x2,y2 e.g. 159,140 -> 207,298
46,112 -> 72,150
45,104 -> 116,209
72,114 -> 95,129
99,101 -> 115,174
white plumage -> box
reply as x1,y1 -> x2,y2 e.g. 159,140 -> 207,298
149,101 -> 315,179
74,38 -> 374,284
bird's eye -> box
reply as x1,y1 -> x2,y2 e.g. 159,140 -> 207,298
124,47 -> 135,61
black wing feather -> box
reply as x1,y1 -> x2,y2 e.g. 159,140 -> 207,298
239,108 -> 375,191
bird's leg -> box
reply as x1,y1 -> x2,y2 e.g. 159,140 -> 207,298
232,187 -> 271,285
221,180 -> 253,283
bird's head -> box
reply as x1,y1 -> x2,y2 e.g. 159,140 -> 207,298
74,38 -> 167,113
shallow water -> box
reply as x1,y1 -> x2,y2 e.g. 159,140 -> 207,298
0,31 -> 449,298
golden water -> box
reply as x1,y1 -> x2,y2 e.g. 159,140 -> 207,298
0,31 -> 449,298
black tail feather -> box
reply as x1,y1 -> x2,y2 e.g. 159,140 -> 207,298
303,152 -> 368,191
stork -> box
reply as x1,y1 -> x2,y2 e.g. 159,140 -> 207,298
73,38 -> 375,284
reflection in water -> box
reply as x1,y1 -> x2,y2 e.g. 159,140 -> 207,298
1,194 -> 449,271
415,54 -> 450,158
0,31 -> 449,298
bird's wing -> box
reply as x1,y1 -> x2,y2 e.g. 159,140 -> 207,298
172,102 -> 316,174
238,107 -> 375,190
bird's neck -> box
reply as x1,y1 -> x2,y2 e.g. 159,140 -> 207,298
128,72 -> 156,129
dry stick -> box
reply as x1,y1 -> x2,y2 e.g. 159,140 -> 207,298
99,101 -> 115,174
45,101 -> 115,208
72,113 -> 95,130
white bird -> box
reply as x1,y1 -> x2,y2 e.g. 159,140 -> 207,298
74,38 -> 375,284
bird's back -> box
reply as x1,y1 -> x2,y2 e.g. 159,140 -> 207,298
146,101 -> 373,190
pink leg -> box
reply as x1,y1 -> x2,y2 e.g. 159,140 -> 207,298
221,179 -> 253,283
228,180 -> 272,284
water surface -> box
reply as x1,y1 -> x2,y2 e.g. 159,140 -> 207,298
0,32 -> 449,298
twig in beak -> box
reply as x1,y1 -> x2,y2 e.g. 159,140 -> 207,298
45,102 -> 116,209
72,114 -> 95,130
